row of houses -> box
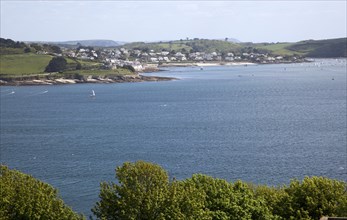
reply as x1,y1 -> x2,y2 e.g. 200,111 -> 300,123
56,46 -> 303,71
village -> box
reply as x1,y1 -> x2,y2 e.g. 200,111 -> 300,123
59,45 -> 306,72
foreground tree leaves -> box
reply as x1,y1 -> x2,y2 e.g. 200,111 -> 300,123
1,162 -> 346,220
93,161 -> 273,220
0,165 -> 84,220
93,161 -> 347,220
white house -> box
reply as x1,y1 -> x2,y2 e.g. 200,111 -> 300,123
150,57 -> 158,62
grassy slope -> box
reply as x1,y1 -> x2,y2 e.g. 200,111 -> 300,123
0,53 -> 53,75
0,47 -> 26,55
254,38 -> 347,57
0,53 -> 134,78
254,43 -> 303,56
287,38 -> 347,57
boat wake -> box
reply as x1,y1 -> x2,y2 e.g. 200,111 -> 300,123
1,91 -> 15,96
25,90 -> 49,97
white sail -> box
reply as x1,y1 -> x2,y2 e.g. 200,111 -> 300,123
90,90 -> 96,97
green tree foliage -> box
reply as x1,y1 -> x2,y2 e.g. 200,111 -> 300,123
0,38 -> 29,54
76,62 -> 82,70
187,175 -> 273,219
92,161 -> 170,220
94,161 -> 347,220
45,56 -> 67,72
122,65 -> 136,73
50,45 -> 62,54
281,176 -> 347,219
93,161 -> 275,220
253,177 -> 347,219
24,47 -> 31,53
0,165 -> 84,220
162,180 -> 209,219
41,44 -> 63,54
30,43 -> 43,51
0,38 -> 26,48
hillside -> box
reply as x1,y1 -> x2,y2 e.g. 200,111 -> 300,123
0,38 -> 138,85
59,40 -> 121,47
29,40 -> 122,48
253,38 -> 347,57
123,38 -> 347,57
0,54 -> 53,75
287,38 -> 347,57
123,39 -> 243,53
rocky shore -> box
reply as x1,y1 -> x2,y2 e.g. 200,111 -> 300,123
0,74 -> 175,86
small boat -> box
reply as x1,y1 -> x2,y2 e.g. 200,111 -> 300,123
90,90 -> 96,97
200,67 -> 203,70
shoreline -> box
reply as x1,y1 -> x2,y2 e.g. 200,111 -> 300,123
0,59 -> 318,86
158,61 -> 257,68
0,74 -> 176,86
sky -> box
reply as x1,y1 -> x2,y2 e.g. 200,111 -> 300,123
1,0 -> 346,43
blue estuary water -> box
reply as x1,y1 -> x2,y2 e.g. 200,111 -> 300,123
1,59 -> 346,216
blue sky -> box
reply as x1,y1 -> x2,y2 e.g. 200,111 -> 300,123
1,1 -> 346,43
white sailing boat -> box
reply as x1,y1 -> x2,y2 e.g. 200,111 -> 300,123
90,90 -> 96,97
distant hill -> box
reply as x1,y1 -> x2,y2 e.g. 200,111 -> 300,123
60,40 -> 122,47
27,40 -> 124,48
254,38 -> 347,57
216,37 -> 241,43
122,37 -> 346,57
287,38 -> 347,57
122,39 -> 242,53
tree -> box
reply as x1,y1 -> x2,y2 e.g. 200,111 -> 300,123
181,48 -> 187,54
253,176 -> 347,219
93,161 -> 212,220
93,161 -> 276,220
280,176 -> 347,219
93,161 -> 347,220
187,174 -> 273,219
45,56 -> 67,72
50,45 -> 62,54
92,161 -> 170,220
122,65 -> 135,73
76,62 -> 82,70
162,180 -> 210,219
0,165 -> 84,220
24,47 -> 31,53
30,43 -> 43,51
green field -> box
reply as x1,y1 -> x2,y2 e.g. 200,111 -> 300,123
0,53 -> 53,75
0,53 -> 119,78
0,47 -> 26,55
254,43 -> 302,56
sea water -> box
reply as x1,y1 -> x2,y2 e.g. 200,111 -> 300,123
1,59 -> 346,216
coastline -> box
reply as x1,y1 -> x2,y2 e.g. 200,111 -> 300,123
158,61 -> 256,68
0,60 -> 312,86
0,74 -> 176,86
